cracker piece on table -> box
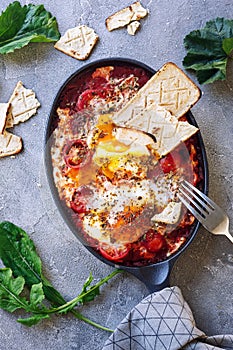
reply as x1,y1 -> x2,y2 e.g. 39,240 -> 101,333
106,1 -> 148,31
54,25 -> 99,60
8,81 -> 40,125
0,131 -> 22,158
127,21 -> 141,35
0,103 -> 11,133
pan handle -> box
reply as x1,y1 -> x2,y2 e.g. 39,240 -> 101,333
124,259 -> 175,293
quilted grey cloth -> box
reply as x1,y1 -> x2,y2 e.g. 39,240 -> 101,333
102,286 -> 233,350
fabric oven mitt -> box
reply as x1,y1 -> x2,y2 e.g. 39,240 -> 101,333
102,286 -> 233,350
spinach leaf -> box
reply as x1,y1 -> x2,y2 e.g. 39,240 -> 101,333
0,1 -> 60,54
183,17 -> 233,84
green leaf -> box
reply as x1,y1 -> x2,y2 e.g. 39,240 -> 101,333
79,273 -> 100,304
0,221 -> 122,331
30,283 -> 45,307
81,272 -> 94,295
0,2 -> 27,41
56,270 -> 122,315
0,222 -> 67,307
0,222 -> 43,286
41,280 -> 67,306
223,37 -> 233,55
0,1 -> 60,54
204,17 -> 233,38
183,17 -> 233,84
0,268 -> 28,312
17,314 -> 50,327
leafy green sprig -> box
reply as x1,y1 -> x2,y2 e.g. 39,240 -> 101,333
183,17 -> 233,84
0,221 -> 122,329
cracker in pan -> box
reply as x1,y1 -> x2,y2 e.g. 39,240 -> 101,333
114,105 -> 198,157
106,1 -> 148,31
8,81 -> 40,125
112,62 -> 201,124
54,25 -> 99,61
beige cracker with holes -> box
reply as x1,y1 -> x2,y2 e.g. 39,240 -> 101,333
54,25 -> 99,61
112,62 -> 201,124
7,81 -> 40,126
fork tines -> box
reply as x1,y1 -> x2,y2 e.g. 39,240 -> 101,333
178,180 -> 233,243
178,180 -> 213,222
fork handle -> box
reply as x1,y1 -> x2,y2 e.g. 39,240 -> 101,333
225,231 -> 233,244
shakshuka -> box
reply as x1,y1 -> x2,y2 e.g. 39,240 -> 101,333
50,63 -> 203,266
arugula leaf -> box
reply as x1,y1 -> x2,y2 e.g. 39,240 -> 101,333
79,272 -> 100,304
183,17 -> 233,84
0,268 -> 28,312
0,1 -> 60,54
17,314 -> 50,326
29,282 -> 45,307
0,221 -> 122,331
0,268 -> 51,326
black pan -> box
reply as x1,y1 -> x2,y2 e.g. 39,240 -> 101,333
45,58 -> 208,293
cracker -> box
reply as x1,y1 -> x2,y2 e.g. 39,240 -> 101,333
113,125 -> 155,146
127,21 -> 141,35
113,105 -> 198,157
8,81 -> 40,125
106,1 -> 148,31
0,103 -> 11,134
112,62 -> 201,124
0,131 -> 22,158
151,202 -> 182,224
54,25 -> 99,61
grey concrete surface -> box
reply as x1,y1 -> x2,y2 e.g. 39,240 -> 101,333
0,0 -> 233,349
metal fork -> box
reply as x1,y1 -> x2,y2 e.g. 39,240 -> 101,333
178,180 -> 233,243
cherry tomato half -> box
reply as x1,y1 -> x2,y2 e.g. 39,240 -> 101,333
99,244 -> 130,262
159,153 -> 177,173
144,230 -> 166,253
77,88 -> 108,110
63,139 -> 90,169
70,186 -> 93,214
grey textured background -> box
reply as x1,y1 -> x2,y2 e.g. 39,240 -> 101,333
0,0 -> 233,349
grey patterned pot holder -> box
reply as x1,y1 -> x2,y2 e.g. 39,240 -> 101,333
102,286 -> 233,350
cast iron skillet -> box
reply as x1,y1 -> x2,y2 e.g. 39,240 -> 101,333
45,58 -> 208,293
